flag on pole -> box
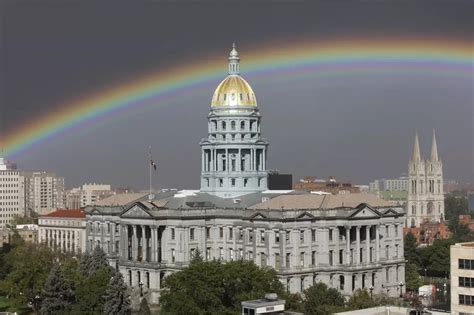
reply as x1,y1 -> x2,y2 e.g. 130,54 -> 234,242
149,146 -> 157,171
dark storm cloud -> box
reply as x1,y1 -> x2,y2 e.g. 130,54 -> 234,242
0,0 -> 472,188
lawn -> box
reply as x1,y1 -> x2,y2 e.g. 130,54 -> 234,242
0,296 -> 31,314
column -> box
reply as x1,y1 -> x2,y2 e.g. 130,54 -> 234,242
238,148 -> 242,172
111,223 -> 115,255
334,227 -> 340,265
262,149 -> 266,170
356,226 -> 360,265
132,225 -> 137,261
366,226 -> 370,263
151,227 -> 157,262
345,226 -> 350,265
201,150 -> 205,172
225,148 -> 229,173
375,225 -> 380,262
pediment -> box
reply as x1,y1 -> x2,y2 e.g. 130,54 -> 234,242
88,208 -> 102,215
295,211 -> 315,220
249,212 -> 268,220
121,204 -> 153,218
350,204 -> 381,218
383,208 -> 399,216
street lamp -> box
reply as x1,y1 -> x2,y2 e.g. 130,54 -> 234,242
34,295 -> 41,315
139,281 -> 144,297
399,282 -> 404,298
369,286 -> 374,299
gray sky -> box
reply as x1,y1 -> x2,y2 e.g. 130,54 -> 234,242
0,0 -> 473,189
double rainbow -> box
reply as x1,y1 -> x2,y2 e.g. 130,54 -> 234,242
2,37 -> 472,158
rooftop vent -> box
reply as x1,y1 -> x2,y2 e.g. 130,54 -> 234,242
264,293 -> 278,301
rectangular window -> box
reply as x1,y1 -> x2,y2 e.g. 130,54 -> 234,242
190,228 -> 195,241
171,249 -> 175,263
275,253 -> 280,269
286,253 -> 291,268
249,251 -> 253,260
300,252 -> 305,267
459,294 -> 474,305
261,253 -> 266,267
459,259 -> 474,270
312,251 -> 316,266
312,229 -> 316,242
230,248 -> 234,261
206,227 -> 211,239
339,249 -> 344,264
206,247 -> 211,260
171,228 -> 175,240
459,277 -> 474,288
386,245 -> 390,259
219,247 -> 224,259
386,268 -> 389,282
329,229 -> 333,241
286,231 -> 290,241
329,250 -> 333,266
275,231 -> 280,243
300,230 -> 304,242
260,230 -> 265,243
229,227 -> 233,240
190,248 -> 195,258
220,227 -> 224,239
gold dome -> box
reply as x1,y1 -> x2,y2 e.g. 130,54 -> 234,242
211,75 -> 257,107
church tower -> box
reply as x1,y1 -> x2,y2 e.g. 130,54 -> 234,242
406,131 -> 444,227
200,44 -> 269,198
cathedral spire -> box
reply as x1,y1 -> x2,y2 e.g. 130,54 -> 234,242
430,129 -> 439,161
412,132 -> 421,161
228,43 -> 240,75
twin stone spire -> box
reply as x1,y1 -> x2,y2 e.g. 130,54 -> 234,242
411,130 -> 439,162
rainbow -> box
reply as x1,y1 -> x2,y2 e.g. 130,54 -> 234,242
2,37 -> 472,158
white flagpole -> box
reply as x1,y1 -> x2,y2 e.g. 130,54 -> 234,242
149,146 -> 152,199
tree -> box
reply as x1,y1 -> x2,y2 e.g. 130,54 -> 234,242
138,297 -> 151,315
404,232 -> 421,267
74,265 -> 112,314
41,264 -> 74,314
405,263 -> 423,292
190,248 -> 204,264
422,239 -> 456,277
88,246 -> 109,275
103,271 -> 131,315
445,195 -> 468,221
0,243 -> 56,305
302,282 -> 345,315
346,289 -> 376,310
160,260 -> 284,314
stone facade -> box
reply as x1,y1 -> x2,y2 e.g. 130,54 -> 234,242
86,198 -> 405,304
38,209 -> 87,254
406,131 -> 444,227
450,242 -> 474,315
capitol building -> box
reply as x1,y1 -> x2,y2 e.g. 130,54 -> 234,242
86,45 -> 406,304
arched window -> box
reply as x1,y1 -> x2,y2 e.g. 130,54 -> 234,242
241,121 -> 245,130
231,121 -> 236,130
222,121 -> 226,130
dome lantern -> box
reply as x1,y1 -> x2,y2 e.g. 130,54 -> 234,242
228,42 -> 240,75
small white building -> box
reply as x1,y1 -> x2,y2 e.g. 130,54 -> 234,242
38,209 -> 87,254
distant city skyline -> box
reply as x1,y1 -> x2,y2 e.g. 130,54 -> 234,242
1,0 -> 472,189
